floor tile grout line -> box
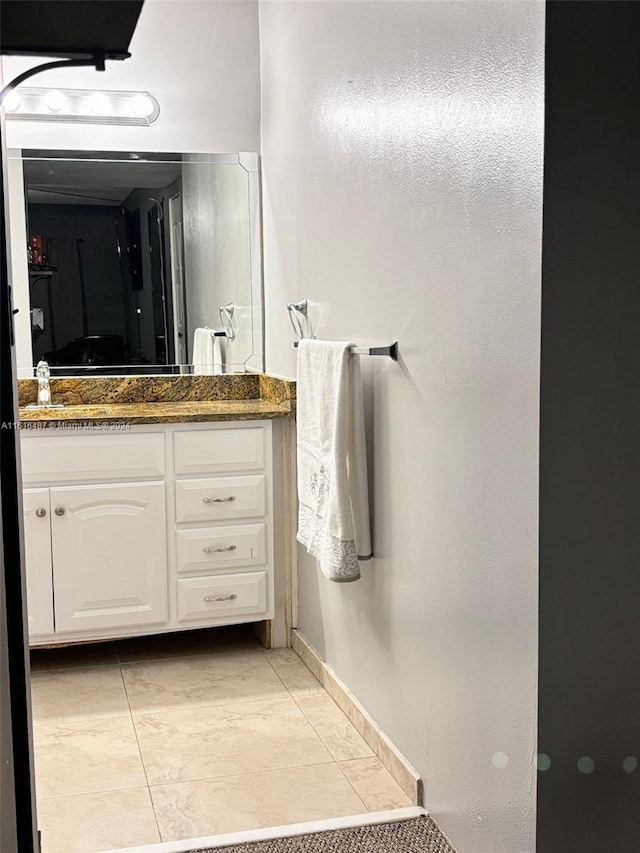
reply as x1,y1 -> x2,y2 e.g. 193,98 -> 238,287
261,651 -> 371,765
333,758 -> 373,815
119,650 -> 258,667
31,662 -> 136,727
259,648 -> 298,697
143,755 -> 346,790
30,660 -> 120,675
237,652 -> 345,765
288,690 -> 374,764
143,759 -> 339,790
123,648 -> 300,718
259,649 -> 325,701
36,782 -> 156,802
117,638 -> 263,668
33,711 -> 132,729
118,663 -> 164,843
127,692 -> 300,721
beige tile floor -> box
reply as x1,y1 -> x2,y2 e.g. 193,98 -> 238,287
30,627 -> 411,853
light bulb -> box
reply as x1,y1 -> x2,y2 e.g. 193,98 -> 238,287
44,90 -> 65,112
131,95 -> 154,118
88,92 -> 111,116
2,91 -> 21,112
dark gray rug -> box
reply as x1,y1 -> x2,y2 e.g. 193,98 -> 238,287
191,816 -> 456,853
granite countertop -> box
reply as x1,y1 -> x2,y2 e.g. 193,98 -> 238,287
18,399 -> 293,427
18,374 -> 296,426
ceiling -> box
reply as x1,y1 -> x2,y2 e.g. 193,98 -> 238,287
23,158 -> 182,206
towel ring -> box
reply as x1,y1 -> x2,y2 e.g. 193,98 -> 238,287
219,302 -> 236,341
287,298 -> 314,341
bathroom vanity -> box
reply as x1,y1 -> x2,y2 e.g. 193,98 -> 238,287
17,375 -> 296,647
6,143 -> 297,649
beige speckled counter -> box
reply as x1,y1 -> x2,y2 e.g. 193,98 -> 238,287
18,374 -> 296,426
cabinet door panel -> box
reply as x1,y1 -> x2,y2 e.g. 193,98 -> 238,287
51,481 -> 167,634
22,488 -> 53,637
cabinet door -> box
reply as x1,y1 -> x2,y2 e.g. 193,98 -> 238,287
22,488 -> 54,637
50,481 -> 167,634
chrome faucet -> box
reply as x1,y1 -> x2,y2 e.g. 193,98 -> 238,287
36,360 -> 51,406
25,360 -> 64,409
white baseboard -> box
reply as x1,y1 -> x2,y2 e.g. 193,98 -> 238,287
101,807 -> 427,853
290,629 -> 423,806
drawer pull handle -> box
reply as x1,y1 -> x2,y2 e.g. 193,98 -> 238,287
35,508 -> 47,518
203,593 -> 238,603
203,544 -> 237,553
54,507 -> 65,517
202,496 -> 236,504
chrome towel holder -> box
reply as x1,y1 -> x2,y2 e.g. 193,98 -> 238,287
288,298 -> 398,360
287,298 -> 312,341
219,302 -> 236,341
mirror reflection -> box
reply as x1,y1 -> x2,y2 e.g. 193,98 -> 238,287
8,150 -> 263,375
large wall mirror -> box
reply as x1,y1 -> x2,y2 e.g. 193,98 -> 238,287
6,149 -> 263,376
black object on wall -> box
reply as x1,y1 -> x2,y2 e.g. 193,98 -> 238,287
0,1 -> 144,60
538,2 -> 640,851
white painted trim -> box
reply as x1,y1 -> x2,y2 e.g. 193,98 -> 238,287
269,419 -> 295,647
244,158 -> 264,373
239,151 -> 259,173
100,807 -> 427,853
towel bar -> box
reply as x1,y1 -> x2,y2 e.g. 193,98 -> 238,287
294,341 -> 398,360
219,303 -> 236,341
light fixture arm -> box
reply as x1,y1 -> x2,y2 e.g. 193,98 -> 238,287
0,54 -> 107,105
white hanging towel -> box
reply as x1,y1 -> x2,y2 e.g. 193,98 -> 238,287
296,339 -> 372,582
192,328 -> 223,374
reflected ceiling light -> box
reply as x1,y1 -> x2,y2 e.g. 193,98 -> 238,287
2,91 -> 21,112
44,89 -> 65,112
2,87 -> 160,125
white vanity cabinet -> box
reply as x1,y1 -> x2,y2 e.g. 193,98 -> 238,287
20,420 -> 274,646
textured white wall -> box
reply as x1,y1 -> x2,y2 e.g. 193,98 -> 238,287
260,2 -> 544,851
1,0 -> 260,153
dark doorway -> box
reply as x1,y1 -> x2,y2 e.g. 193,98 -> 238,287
538,2 -> 640,851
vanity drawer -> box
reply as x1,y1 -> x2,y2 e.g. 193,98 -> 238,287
176,571 -> 267,623
175,475 -> 266,523
173,427 -> 265,475
176,523 -> 267,574
20,433 -> 165,484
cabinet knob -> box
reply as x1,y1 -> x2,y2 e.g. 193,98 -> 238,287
35,508 -> 47,518
202,496 -> 236,504
54,506 -> 65,516
203,593 -> 238,602
203,544 -> 237,554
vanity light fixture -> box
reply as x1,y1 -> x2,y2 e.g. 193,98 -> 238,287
2,87 -> 160,125
2,90 -> 21,112
44,90 -> 65,112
